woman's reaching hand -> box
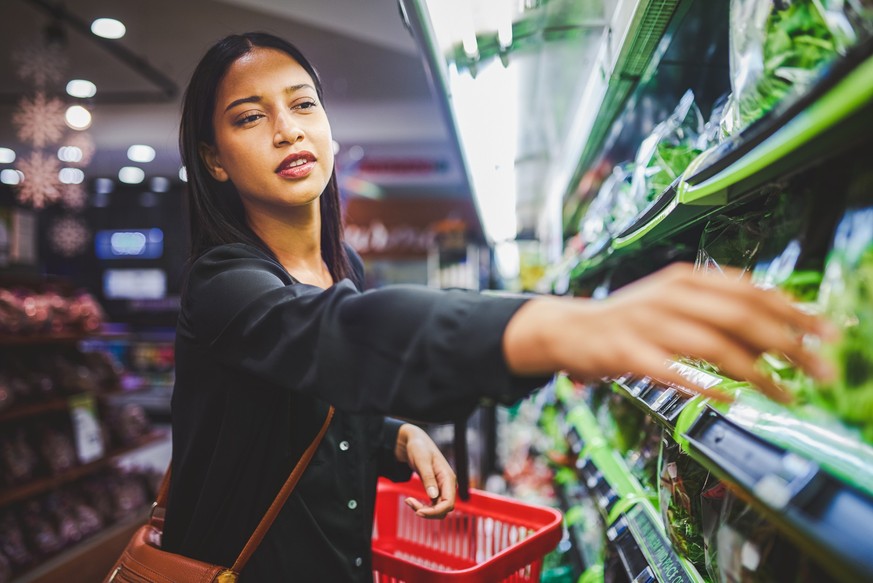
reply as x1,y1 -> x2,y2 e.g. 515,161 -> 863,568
503,263 -> 838,403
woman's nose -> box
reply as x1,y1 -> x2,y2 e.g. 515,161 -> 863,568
273,111 -> 303,146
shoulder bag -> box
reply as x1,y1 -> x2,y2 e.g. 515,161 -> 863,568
105,406 -> 334,582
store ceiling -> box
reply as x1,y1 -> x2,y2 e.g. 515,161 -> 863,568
0,0 -> 469,200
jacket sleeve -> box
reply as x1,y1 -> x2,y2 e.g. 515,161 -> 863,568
184,244 -> 550,422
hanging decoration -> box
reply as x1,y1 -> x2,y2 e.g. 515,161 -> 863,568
12,91 -> 67,148
12,43 -> 69,89
8,25 -> 95,212
48,215 -> 90,257
14,151 -> 62,209
61,132 -> 96,167
60,183 -> 88,211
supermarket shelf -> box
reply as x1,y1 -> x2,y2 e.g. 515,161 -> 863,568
612,362 -> 726,430
570,0 -> 690,190
0,332 -> 86,346
607,499 -> 705,583
568,40 -> 873,284
0,430 -> 169,508
678,40 -> 873,206
684,408 -> 873,582
13,508 -> 149,583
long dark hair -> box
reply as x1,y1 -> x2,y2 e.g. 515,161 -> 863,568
179,32 -> 352,283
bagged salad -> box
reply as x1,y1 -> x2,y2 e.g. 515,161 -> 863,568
626,90 -> 705,234
817,205 -> 873,442
726,0 -> 865,133
658,434 -> 724,581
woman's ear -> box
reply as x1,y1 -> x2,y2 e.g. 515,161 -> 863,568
199,142 -> 229,182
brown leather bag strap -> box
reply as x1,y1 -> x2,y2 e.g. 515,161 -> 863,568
231,405 -> 334,573
149,406 -> 335,573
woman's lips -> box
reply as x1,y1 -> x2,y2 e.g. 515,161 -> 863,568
276,160 -> 316,179
276,152 -> 316,179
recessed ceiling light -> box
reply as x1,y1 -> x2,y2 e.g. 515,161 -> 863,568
91,18 -> 126,39
127,145 -> 156,163
149,176 -> 170,192
94,178 -> 115,194
0,148 -> 15,164
0,169 -> 23,185
59,168 -> 85,185
66,79 -> 97,99
119,166 -> 145,184
65,105 -> 92,130
58,146 -> 84,163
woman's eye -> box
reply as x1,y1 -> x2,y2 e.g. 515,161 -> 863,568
295,101 -> 317,111
235,112 -> 263,126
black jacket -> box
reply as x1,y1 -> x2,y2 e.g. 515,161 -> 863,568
163,242 -> 548,581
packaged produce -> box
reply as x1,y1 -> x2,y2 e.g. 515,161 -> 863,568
727,0 -> 850,132
658,434 -> 724,581
817,205 -> 873,442
716,489 -> 838,582
626,90 -> 704,233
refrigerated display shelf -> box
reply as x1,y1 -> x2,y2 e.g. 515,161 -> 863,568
568,39 -> 873,284
683,407 -> 873,583
678,40 -> 873,207
607,500 -> 705,583
612,362 -> 727,430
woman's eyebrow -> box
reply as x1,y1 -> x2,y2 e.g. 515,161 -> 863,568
223,84 -> 316,113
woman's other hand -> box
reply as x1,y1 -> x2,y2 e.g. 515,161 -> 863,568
394,424 -> 457,518
503,263 -> 839,403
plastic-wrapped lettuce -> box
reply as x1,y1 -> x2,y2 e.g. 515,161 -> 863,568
716,489 -> 838,582
818,206 -> 873,443
728,0 -> 849,133
578,163 -> 634,258
626,90 -> 704,234
659,434 -> 724,581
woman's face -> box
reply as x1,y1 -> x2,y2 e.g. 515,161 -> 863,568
201,47 -> 334,215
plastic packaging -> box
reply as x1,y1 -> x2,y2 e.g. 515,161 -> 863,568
658,434 -> 724,580
578,163 -> 634,257
715,489 -> 838,582
727,0 -> 847,133
626,90 -> 704,233
817,205 -> 873,442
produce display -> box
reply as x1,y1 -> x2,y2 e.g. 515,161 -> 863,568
658,435 -> 725,582
817,206 -> 873,442
728,0 -> 846,132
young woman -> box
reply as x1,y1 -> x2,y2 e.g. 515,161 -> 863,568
163,32 -> 836,581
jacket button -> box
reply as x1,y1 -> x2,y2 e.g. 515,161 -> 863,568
347,499 -> 358,510
354,557 -> 363,567
339,440 -> 350,451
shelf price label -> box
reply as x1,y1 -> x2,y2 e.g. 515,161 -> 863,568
68,394 -> 105,463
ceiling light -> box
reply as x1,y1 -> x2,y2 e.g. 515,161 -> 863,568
65,105 -> 92,130
91,18 -> 126,39
149,176 -> 170,192
94,177 -> 115,194
1,169 -> 23,185
0,148 -> 15,164
59,168 -> 85,184
179,166 -> 188,182
127,145 -> 156,163
66,79 -> 97,99
119,166 -> 145,184
58,146 -> 83,163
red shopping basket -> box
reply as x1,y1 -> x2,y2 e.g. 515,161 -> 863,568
372,477 -> 563,582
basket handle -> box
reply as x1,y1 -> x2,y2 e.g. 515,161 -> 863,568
453,417 -> 470,501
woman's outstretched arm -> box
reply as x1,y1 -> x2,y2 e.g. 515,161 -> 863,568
503,263 -> 837,403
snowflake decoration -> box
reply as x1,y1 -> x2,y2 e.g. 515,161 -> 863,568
60,183 -> 88,211
13,44 -> 68,88
13,92 -> 67,148
61,132 -> 96,167
49,216 -> 90,257
15,150 -> 62,209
